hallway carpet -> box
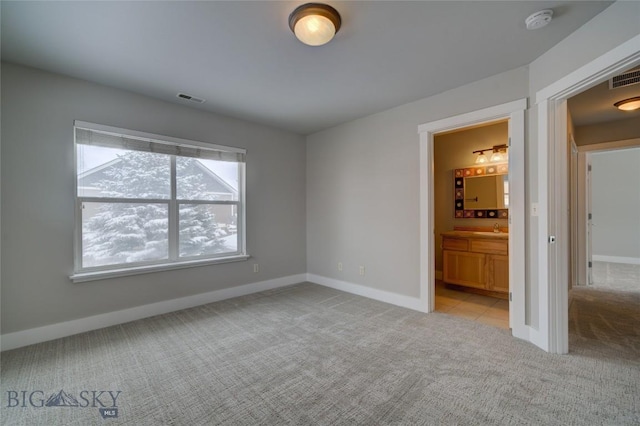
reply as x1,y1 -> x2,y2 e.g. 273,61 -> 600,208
569,286 -> 640,360
2,283 -> 639,425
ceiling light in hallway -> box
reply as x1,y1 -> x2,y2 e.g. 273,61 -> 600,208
614,97 -> 640,111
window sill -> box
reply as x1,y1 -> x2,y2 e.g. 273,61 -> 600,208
70,255 -> 250,283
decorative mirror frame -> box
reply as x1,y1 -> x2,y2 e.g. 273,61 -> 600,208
454,163 -> 508,219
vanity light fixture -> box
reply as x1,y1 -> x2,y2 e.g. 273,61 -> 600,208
289,3 -> 341,46
614,97 -> 640,111
473,144 -> 508,164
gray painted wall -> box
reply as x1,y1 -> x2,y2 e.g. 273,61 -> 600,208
591,148 -> 640,259
307,67 -> 528,299
575,117 -> 640,146
1,63 -> 306,334
528,2 -> 640,94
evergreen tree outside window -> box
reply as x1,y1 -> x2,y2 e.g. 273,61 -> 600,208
73,121 -> 246,278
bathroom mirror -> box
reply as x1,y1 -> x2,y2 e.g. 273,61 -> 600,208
464,175 -> 509,209
454,164 -> 509,219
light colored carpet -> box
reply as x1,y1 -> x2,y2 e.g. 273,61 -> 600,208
1,282 -> 639,425
569,286 -> 640,360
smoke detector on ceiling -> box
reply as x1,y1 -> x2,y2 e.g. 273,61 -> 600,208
177,93 -> 205,104
525,10 -> 553,30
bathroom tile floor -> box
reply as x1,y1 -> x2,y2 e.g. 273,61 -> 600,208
435,280 -> 509,329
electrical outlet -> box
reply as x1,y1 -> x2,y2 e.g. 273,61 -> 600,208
253,263 -> 259,273
359,266 -> 365,276
337,262 -> 343,271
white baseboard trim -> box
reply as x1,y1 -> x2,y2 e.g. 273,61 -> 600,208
0,273 -> 306,352
307,273 -> 426,312
592,255 -> 640,265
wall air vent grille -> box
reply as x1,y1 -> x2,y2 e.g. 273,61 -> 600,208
177,93 -> 205,104
610,70 -> 640,89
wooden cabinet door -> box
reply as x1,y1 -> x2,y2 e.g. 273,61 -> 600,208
443,250 -> 486,289
486,254 -> 509,293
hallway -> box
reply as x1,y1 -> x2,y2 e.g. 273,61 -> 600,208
569,286 -> 640,359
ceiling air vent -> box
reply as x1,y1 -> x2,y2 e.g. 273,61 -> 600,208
609,70 -> 640,89
177,93 -> 205,104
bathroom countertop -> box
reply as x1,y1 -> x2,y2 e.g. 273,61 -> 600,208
441,230 -> 508,240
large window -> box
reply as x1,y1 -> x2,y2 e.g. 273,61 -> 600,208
73,121 -> 246,280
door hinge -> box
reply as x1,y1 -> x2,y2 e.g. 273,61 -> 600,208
508,137 -> 511,147
509,292 -> 512,302
588,213 -> 592,220
588,164 -> 592,172
588,261 -> 592,268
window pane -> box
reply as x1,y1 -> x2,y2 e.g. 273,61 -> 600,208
179,204 -> 238,257
82,202 -> 168,267
78,146 -> 170,199
177,157 -> 238,201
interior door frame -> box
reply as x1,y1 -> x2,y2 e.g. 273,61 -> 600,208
578,138 -> 640,287
570,137 -> 578,291
535,34 -> 640,354
418,98 -> 528,341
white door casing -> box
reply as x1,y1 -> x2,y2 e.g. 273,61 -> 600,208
418,98 -> 528,341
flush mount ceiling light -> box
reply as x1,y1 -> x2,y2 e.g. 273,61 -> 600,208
289,3 -> 341,46
525,9 -> 553,30
614,97 -> 640,111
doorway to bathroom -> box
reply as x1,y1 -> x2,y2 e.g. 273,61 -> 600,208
418,99 -> 528,341
433,121 -> 511,329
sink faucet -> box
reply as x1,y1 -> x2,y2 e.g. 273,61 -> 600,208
493,223 -> 500,233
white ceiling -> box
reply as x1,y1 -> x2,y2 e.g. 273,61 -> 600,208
1,1 -> 613,135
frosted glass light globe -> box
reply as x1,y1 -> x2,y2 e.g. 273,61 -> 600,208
490,152 -> 504,162
294,15 -> 336,46
475,153 -> 489,164
289,4 -> 341,47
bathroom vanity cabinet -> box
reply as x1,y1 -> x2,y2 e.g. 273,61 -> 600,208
441,231 -> 509,295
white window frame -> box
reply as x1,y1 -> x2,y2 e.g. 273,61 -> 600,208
71,121 -> 248,283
